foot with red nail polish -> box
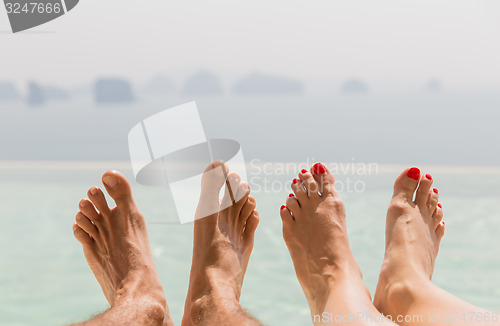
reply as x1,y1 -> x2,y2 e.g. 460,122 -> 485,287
279,164 -> 377,323
374,167 -> 445,319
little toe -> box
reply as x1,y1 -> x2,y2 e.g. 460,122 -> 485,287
310,162 -> 337,197
73,224 -> 94,247
415,173 -> 433,205
79,199 -> 100,223
75,212 -> 99,239
102,170 -> 137,209
87,187 -> 110,216
393,167 -> 421,202
299,170 -> 320,198
280,205 -> 294,222
435,221 -> 445,241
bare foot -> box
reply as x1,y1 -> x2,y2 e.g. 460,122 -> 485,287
73,170 -> 172,326
373,167 -> 445,317
280,163 -> 371,320
182,162 -> 260,326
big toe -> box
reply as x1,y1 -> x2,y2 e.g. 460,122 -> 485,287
311,162 -> 337,197
196,161 -> 229,221
393,167 -> 421,202
102,170 -> 135,208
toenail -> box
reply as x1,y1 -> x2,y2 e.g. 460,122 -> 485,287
407,167 -> 420,180
312,163 -> 326,175
90,188 -> 98,195
433,188 -> 439,194
438,203 -> 442,208
426,174 -> 433,180
79,200 -> 88,208
280,205 -> 287,210
72,224 -> 78,231
289,193 -> 295,197
301,169 -> 308,174
103,176 -> 118,188
292,178 -> 299,185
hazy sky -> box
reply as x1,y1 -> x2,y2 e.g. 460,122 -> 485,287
1,0 -> 500,93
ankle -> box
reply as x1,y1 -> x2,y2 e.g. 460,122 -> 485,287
187,292 -> 241,325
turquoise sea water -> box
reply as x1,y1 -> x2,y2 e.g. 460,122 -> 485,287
0,162 -> 499,326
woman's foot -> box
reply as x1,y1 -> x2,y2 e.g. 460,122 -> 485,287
73,170 -> 172,325
183,162 -> 260,326
374,167 -> 445,317
280,163 -> 371,319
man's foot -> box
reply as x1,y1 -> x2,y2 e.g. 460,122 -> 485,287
280,163 -> 371,318
373,168 -> 445,316
73,170 -> 172,325
182,162 -> 260,326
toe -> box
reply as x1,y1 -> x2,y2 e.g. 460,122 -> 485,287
73,224 -> 94,246
75,212 -> 99,238
310,163 -> 337,197
291,177 -> 307,202
427,188 -> 439,214
435,221 -> 445,240
280,205 -> 294,222
87,187 -> 110,216
79,199 -> 101,223
196,162 -> 228,221
221,172 -> 241,209
286,194 -> 301,218
299,169 -> 320,199
433,203 -> 444,224
393,167 -> 421,202
239,196 -> 256,231
243,211 -> 259,245
232,182 -> 250,213
415,173 -> 433,205
102,170 -> 136,208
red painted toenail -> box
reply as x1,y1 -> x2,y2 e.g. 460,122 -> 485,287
433,188 -> 438,194
292,178 -> 299,184
425,174 -> 432,180
438,203 -> 442,208
407,167 -> 420,180
301,169 -> 308,174
280,205 -> 286,210
312,163 -> 326,175
289,193 -> 295,197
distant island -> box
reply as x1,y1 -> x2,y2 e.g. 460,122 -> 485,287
27,82 -> 45,106
182,71 -> 223,96
341,79 -> 369,94
0,82 -> 20,101
233,73 -> 303,95
94,78 -> 135,104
